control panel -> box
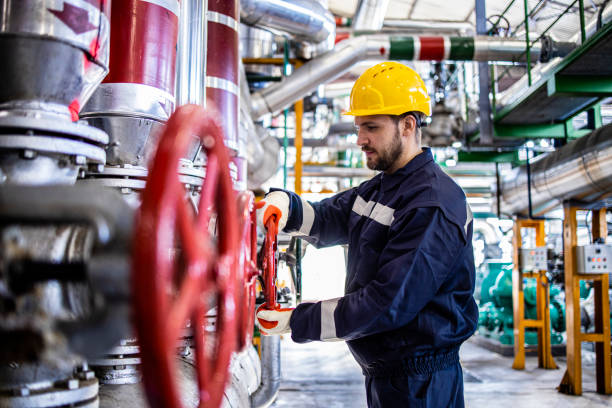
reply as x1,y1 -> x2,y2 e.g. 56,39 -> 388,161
575,244 -> 612,274
519,247 -> 548,272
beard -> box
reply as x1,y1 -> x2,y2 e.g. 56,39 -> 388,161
364,128 -> 403,171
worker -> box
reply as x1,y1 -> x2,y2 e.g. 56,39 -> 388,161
255,61 -> 478,408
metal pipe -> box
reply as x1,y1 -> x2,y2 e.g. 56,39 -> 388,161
295,99 -> 304,195
383,19 -> 475,35
500,124 -> 612,216
251,335 -> 281,408
251,35 -> 547,119
176,0 -> 207,106
352,0 -> 390,31
240,0 -> 335,44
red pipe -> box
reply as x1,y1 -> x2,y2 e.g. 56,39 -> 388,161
206,0 -> 239,154
104,0 -> 179,95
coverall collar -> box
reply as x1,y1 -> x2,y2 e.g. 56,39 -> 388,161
379,147 -> 433,192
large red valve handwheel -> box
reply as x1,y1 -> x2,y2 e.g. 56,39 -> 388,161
261,216 -> 279,311
236,192 -> 259,348
132,104 -> 239,408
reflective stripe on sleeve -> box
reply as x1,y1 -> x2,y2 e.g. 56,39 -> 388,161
320,298 -> 342,342
298,198 -> 315,235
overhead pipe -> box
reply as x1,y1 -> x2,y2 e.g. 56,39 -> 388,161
352,0 -> 390,31
250,34 -> 570,120
499,124 -> 612,216
250,335 -> 281,408
383,19 -> 475,35
240,0 -> 335,44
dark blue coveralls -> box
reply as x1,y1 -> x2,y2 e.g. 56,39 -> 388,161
275,148 -> 478,407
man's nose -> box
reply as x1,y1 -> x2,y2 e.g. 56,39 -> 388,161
356,129 -> 368,147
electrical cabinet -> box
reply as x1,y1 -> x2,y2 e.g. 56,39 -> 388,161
575,244 -> 612,274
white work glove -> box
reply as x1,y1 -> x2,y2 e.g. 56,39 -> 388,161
256,306 -> 294,336
255,191 -> 290,233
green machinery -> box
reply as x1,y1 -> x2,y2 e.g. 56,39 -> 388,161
477,261 -> 567,345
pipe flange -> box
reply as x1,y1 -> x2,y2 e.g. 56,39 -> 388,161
0,375 -> 98,408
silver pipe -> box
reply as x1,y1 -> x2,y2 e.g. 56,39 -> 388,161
383,19 -> 475,35
474,37 -> 541,61
240,0 -> 335,44
251,36 -> 389,119
500,124 -> 612,216
176,0 -> 207,106
251,35 -> 550,120
352,0 -> 390,31
250,335 -> 281,408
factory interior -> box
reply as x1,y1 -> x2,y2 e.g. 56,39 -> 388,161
1,0 -> 612,407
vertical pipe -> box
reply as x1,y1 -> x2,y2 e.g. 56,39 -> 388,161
579,0 -> 586,43
523,0 -> 532,86
282,39 -> 290,190
206,0 -> 240,151
475,0 -> 493,144
176,0 -> 207,106
294,99 -> 304,195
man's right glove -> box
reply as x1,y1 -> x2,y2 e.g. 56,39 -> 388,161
256,191 -> 290,232
256,305 -> 294,336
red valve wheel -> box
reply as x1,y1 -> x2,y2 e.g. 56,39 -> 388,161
236,192 -> 259,348
132,104 -> 239,408
260,216 -> 279,311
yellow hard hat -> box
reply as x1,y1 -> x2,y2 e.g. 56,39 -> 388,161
344,61 -> 431,117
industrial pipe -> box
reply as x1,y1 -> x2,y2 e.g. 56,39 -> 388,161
352,0 -> 390,31
240,0 -> 335,44
207,0 -> 248,190
250,35 -> 560,119
250,335 -> 281,408
383,19 -> 475,35
81,0 -> 180,167
499,123 -> 612,216
176,0 -> 207,106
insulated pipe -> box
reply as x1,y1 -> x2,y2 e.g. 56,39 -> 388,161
499,124 -> 612,216
251,35 -> 547,119
207,0 -> 246,190
383,19 -> 475,35
352,0 -> 390,31
80,0 -> 180,166
250,335 -> 281,408
240,0 -> 335,44
176,0 -> 207,106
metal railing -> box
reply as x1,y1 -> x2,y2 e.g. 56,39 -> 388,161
490,0 -> 587,111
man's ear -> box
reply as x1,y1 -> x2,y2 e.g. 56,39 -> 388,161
401,115 -> 417,138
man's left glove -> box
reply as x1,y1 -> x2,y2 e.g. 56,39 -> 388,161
256,306 -> 294,336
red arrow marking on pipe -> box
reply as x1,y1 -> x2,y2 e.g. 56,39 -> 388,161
48,2 -> 97,34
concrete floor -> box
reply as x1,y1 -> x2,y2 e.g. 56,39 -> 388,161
271,336 -> 612,408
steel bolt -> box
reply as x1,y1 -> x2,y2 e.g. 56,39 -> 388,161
203,136 -> 215,148
13,387 -> 30,396
88,163 -> 104,173
78,169 -> 86,179
77,371 -> 95,380
21,150 -> 36,159
120,188 -> 131,195
59,379 -> 79,390
74,155 -> 86,165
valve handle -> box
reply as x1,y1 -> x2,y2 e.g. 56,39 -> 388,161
236,192 -> 259,348
132,104 -> 239,408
